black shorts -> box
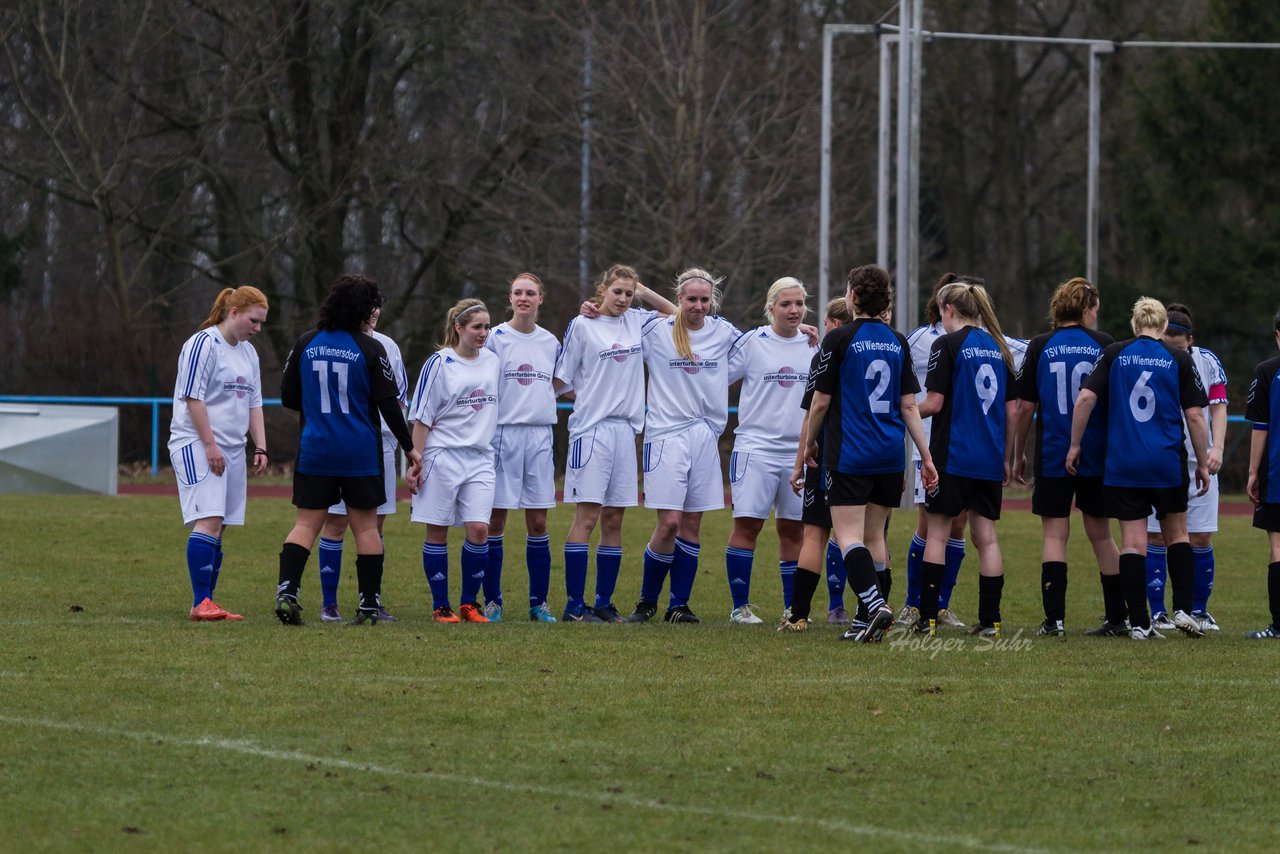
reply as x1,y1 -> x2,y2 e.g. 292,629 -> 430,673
826,470 -> 904,508
801,467 -> 832,529
1104,482 -> 1189,522
925,472 -> 1002,520
1253,502 -> 1280,533
1032,475 -> 1106,519
292,472 -> 387,511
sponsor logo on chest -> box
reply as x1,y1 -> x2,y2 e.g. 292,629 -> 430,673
505,364 -> 551,386
223,376 -> 254,398
457,388 -> 498,411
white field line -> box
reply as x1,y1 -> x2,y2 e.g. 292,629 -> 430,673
0,713 -> 1070,854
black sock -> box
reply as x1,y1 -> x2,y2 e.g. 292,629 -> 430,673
876,562 -> 892,603
356,552 -> 384,611
920,561 -> 945,621
1120,552 -> 1149,630
277,542 -> 310,599
791,567 -> 820,621
846,546 -> 884,614
1100,572 -> 1127,625
1269,562 -> 1280,627
1167,541 -> 1194,614
1041,561 -> 1068,622
978,574 -> 1004,626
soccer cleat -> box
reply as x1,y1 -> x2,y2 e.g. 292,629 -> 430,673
777,616 -> 811,633
275,595 -> 304,626
729,605 -> 764,625
895,605 -> 920,628
528,603 -> 557,623
937,608 -> 967,629
626,600 -> 659,623
376,606 -> 399,623
826,606 -> 851,625
593,604 -> 626,624
209,601 -> 243,620
1192,610 -> 1219,632
433,606 -> 462,624
970,622 -> 1001,639
350,608 -> 379,626
776,607 -> 793,629
190,598 -> 230,622
1084,619 -> 1130,637
483,601 -> 503,623
1151,611 -> 1176,631
842,606 -> 894,643
1172,609 -> 1205,639
912,618 -> 937,637
563,604 -> 605,623
664,605 -> 701,624
459,603 -> 489,623
1246,624 -> 1280,639
1130,624 -> 1166,640
1036,618 -> 1066,638
320,604 -> 343,623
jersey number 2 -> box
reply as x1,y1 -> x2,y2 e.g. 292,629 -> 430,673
313,360 -> 351,414
866,359 -> 891,413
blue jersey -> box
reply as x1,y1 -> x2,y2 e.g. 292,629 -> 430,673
282,328 -> 402,477
811,318 -> 919,475
1246,355 -> 1280,504
1017,326 -> 1112,478
925,326 -> 1015,481
1081,336 -> 1207,488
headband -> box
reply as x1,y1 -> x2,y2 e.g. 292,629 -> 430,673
455,303 -> 486,323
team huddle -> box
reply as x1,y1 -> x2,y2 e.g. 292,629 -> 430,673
166,265 -> 1280,640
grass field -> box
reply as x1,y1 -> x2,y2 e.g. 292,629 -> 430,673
2,493 -> 1278,852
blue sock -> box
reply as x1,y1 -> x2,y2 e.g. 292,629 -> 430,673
779,559 -> 797,609
1193,545 -> 1214,612
594,546 -> 623,608
318,537 -> 343,609
939,538 -> 966,609
668,537 -> 700,609
564,542 -> 589,611
527,534 -> 551,607
423,542 -> 450,609
825,539 -> 845,609
483,534 -> 504,606
186,532 -> 218,607
642,547 -> 674,603
461,539 -> 487,605
906,534 -> 925,608
1146,544 -> 1168,616
210,537 -> 223,595
726,547 -> 754,609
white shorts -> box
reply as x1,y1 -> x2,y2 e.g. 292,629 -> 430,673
492,424 -> 556,510
411,447 -> 496,526
913,459 -> 926,505
329,445 -> 397,516
729,450 -> 802,521
1147,470 -> 1219,534
565,419 -> 639,507
643,423 -> 725,513
171,441 -> 246,526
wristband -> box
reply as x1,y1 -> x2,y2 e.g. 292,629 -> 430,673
254,448 -> 269,458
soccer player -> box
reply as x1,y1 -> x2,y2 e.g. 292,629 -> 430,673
1244,309 -> 1280,639
1067,297 -> 1210,640
1143,303 -> 1227,632
168,285 -> 269,621
722,277 -> 818,623
553,265 -> 675,622
484,273 -> 563,623
315,305 -> 408,623
916,282 -> 1019,639
274,274 -> 422,626
1012,277 -> 1118,637
408,299 -> 502,623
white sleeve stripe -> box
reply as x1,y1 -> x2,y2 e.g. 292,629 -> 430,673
414,354 -> 441,403
181,334 -> 208,399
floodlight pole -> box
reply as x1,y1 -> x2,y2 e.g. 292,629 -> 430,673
908,0 -> 924,329
894,1 -> 913,333
876,33 -> 893,270
1086,42 -> 1112,286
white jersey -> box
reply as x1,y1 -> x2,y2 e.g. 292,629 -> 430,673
371,329 -> 408,453
485,322 -> 560,426
409,347 -> 501,453
1183,346 -> 1228,461
641,314 -> 740,440
728,325 -> 817,457
168,327 -> 262,452
554,308 -> 656,437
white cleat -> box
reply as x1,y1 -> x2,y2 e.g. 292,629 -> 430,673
1131,625 -> 1166,640
1173,610 -> 1205,638
729,605 -> 764,625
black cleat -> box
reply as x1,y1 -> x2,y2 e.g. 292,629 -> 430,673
275,595 -> 304,626
627,600 -> 659,623
1083,619 -> 1129,637
842,606 -> 894,643
350,608 -> 380,626
663,605 -> 701,624
593,603 -> 626,623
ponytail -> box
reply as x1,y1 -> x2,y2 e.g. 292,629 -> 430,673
200,285 -> 268,330
970,286 -> 1014,373
937,283 -> 1013,372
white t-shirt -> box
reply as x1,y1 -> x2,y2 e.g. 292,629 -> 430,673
641,314 -> 741,440
168,327 -> 263,452
371,329 -> 408,452
409,347 -> 501,453
554,308 -> 656,437
485,322 -> 560,427
728,325 -> 817,456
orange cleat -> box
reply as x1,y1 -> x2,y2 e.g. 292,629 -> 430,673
210,601 -> 244,620
458,603 -> 489,623
190,598 -> 229,622
433,606 -> 462,623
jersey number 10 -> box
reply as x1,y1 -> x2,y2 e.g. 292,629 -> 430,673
1049,360 -> 1092,415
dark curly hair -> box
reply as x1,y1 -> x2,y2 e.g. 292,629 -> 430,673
845,264 -> 893,317
317,273 -> 384,331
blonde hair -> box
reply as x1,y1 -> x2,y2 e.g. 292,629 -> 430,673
1131,296 -> 1167,336
441,298 -> 488,349
590,264 -> 640,309
825,297 -> 851,325
763,277 -> 808,321
1048,277 -> 1098,328
199,286 -> 268,330
672,267 -> 724,360
937,282 -> 1014,372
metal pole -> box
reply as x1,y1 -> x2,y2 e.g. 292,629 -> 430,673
877,34 -> 892,271
1086,43 -> 1111,285
907,0 -> 924,331
578,28 -> 593,301
894,0 -> 912,330
819,26 -> 834,326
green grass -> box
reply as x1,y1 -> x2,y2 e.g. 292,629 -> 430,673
2,494 -> 1278,852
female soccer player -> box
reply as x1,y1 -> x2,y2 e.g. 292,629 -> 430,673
1143,303 -> 1227,632
315,305 -> 408,623
169,285 -> 269,621
916,282 -> 1018,638
795,265 -> 936,641
1067,297 -> 1210,640
1012,277 -> 1118,637
484,273 -> 562,623
274,274 -> 422,626
553,265 -> 675,622
1244,308 -> 1280,639
408,299 -> 502,623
